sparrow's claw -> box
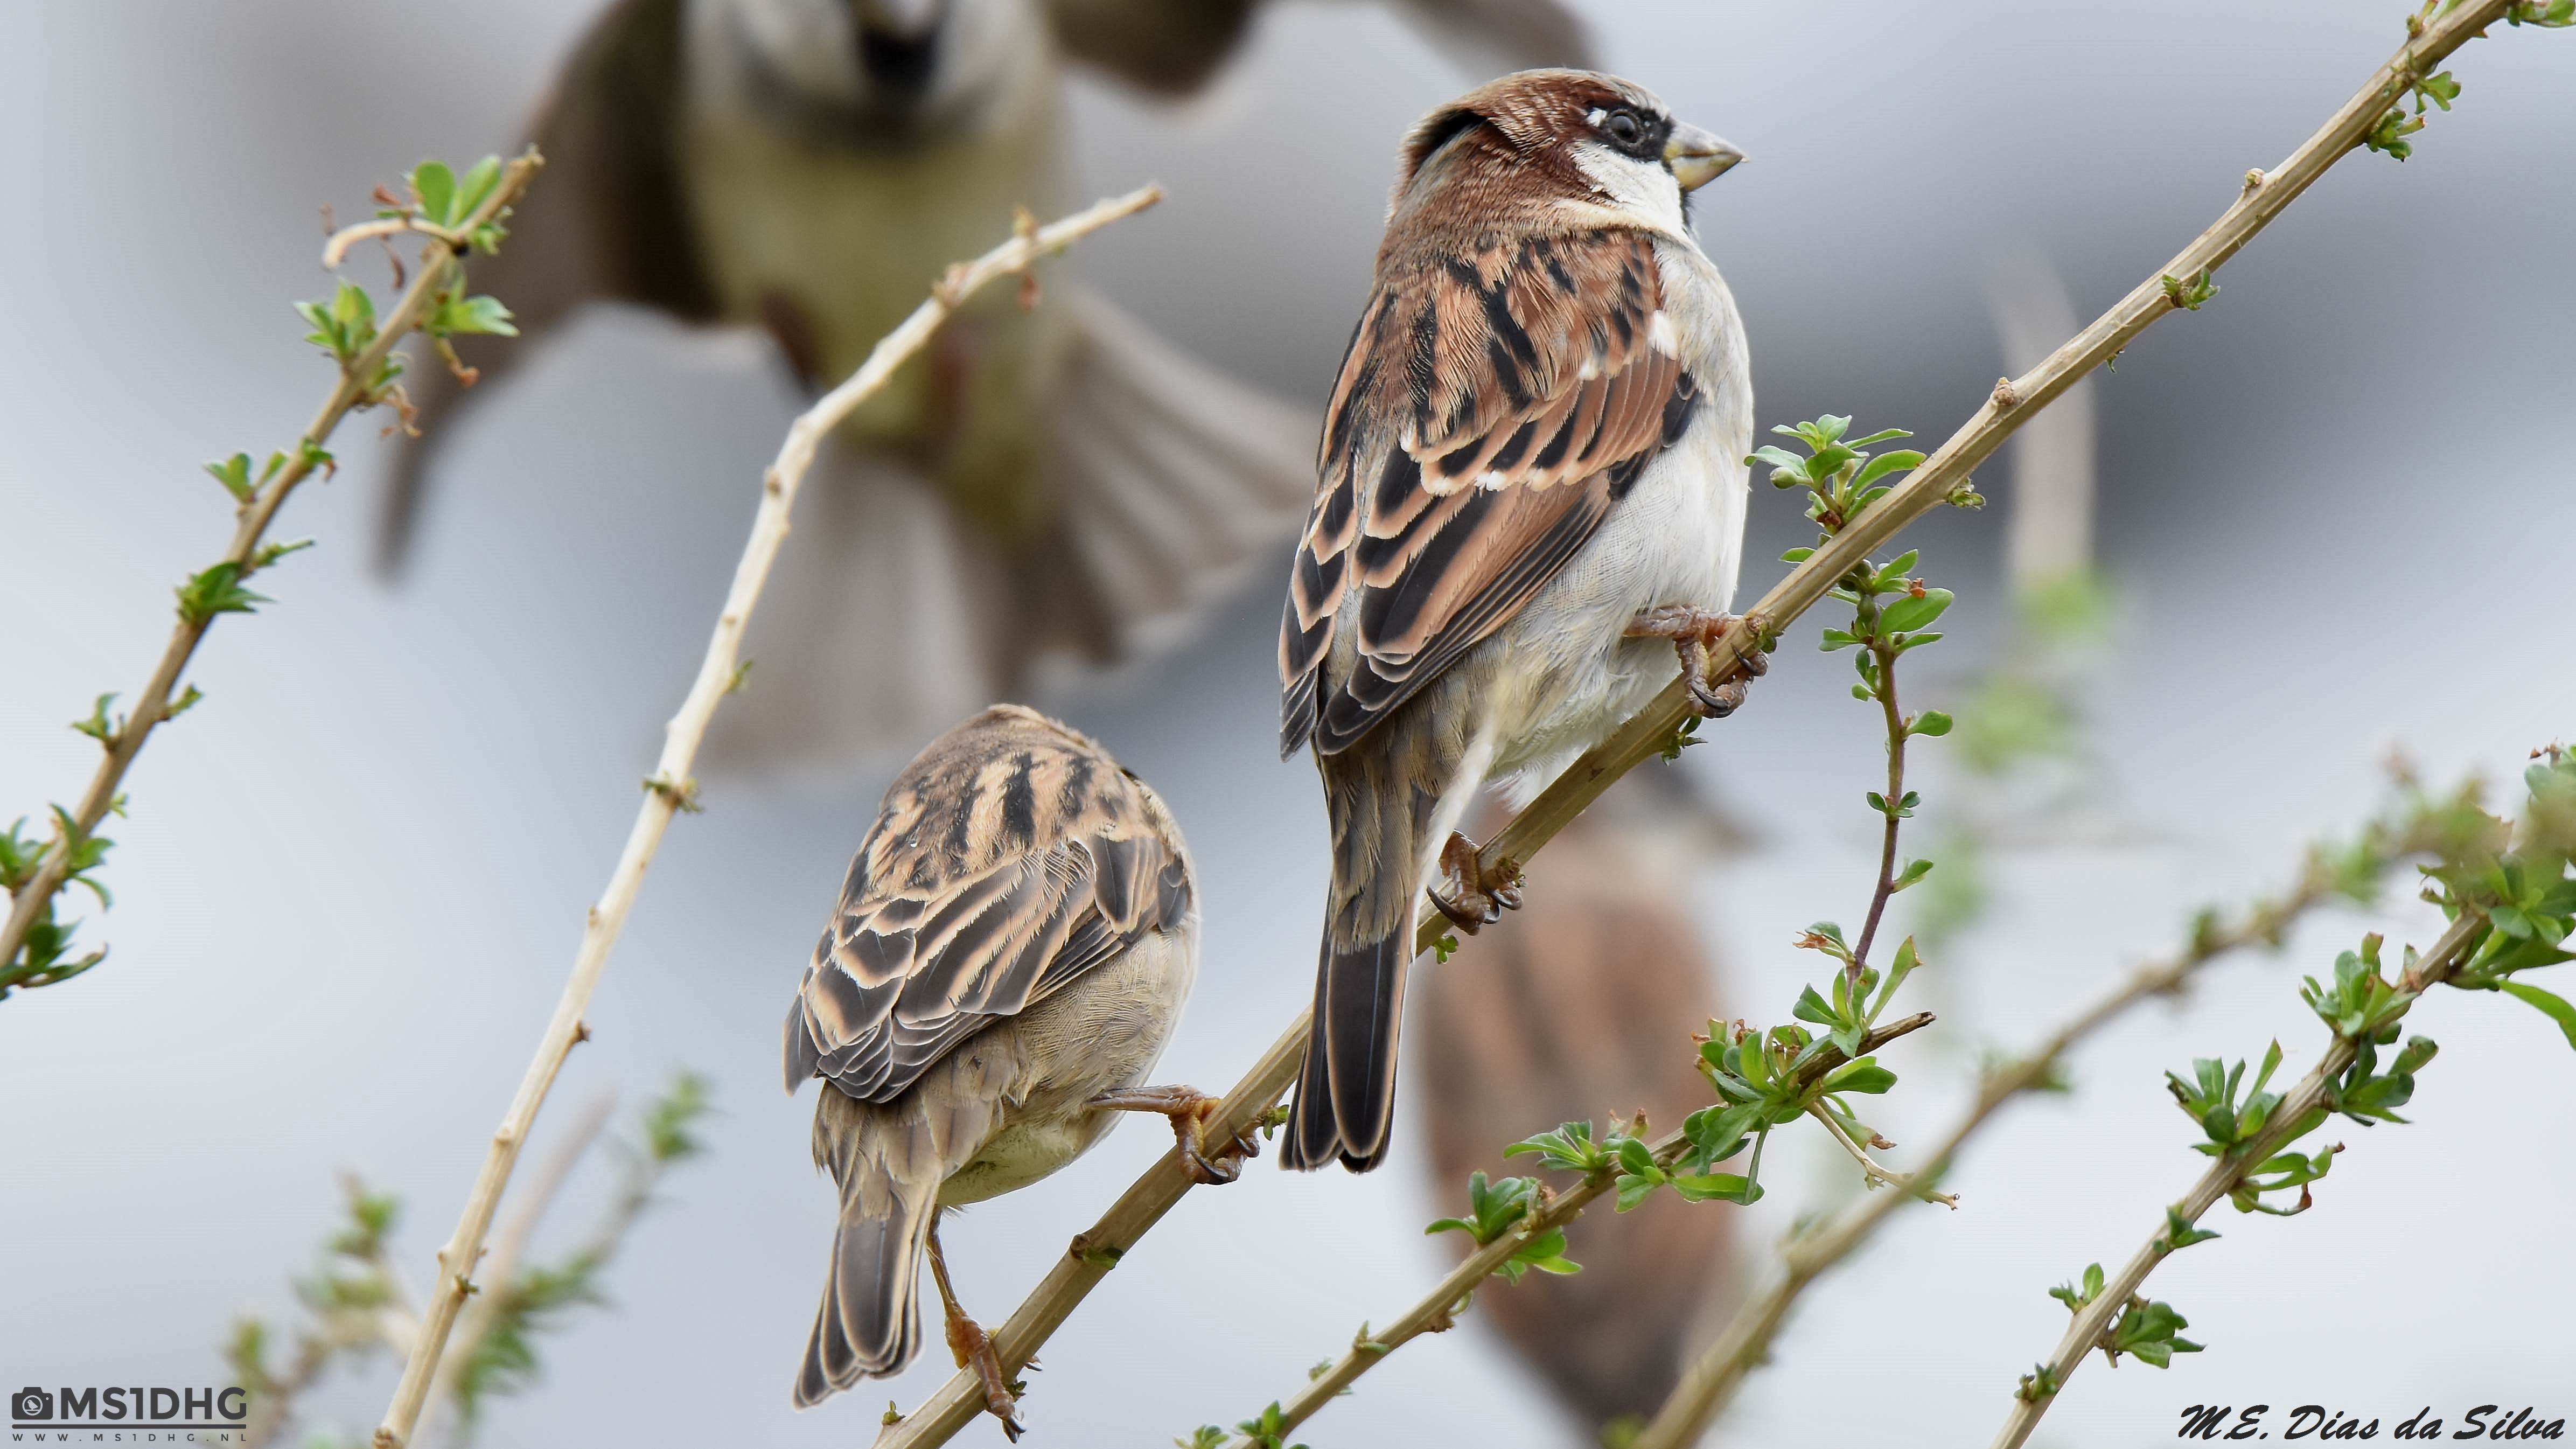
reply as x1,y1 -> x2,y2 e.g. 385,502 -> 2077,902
1628,606 -> 1768,720
1088,1085 -> 1258,1185
1429,831 -> 1523,936
944,1312 -> 1024,1440
925,1216 -> 1024,1439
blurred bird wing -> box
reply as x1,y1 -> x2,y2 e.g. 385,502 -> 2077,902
375,0 -> 718,576
1043,0 -> 1261,94
1042,287 -> 1321,670
702,288 -> 1317,782
1044,0 -> 1594,94
785,711 -> 1191,1102
1279,228 -> 1693,757
1390,0 -> 1598,76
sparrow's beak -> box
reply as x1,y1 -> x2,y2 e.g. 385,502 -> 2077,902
1665,124 -> 1744,192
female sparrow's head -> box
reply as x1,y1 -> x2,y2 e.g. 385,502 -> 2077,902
1392,69 -> 1742,235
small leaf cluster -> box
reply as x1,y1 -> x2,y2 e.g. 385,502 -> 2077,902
0,809 -> 117,997
2423,748 -> 2576,1044
393,156 -> 516,255
228,1175 -> 409,1425
1751,415 -> 1926,540
2164,1042 -> 2339,1215
2048,1265 -> 2205,1369
2160,268 -> 2220,311
2363,58 -> 2461,161
1422,1171 -> 1581,1282
453,1073 -> 712,1421
1815,549 -> 1954,714
1228,1403 -> 1309,1449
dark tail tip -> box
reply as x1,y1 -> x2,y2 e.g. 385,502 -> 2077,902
1284,930 -> 1409,1174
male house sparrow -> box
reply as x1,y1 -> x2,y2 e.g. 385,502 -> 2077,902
1275,71 -> 1755,1171
380,0 -> 1594,775
1415,782 -> 1740,1433
782,704 -> 1244,1430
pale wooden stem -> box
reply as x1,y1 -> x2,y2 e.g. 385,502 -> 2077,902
364,184 -> 1164,1449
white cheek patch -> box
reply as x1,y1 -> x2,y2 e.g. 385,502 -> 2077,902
1569,140 -> 1688,238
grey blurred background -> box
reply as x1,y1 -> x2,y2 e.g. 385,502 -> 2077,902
4,3 -> 2572,1446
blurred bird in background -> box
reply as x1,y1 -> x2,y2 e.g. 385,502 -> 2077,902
376,0 -> 1595,776
781,705 -> 1248,1433
1413,772 -> 1742,1440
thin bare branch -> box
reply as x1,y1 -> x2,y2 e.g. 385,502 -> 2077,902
362,183 -> 1164,1449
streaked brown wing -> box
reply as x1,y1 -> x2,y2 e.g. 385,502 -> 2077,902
783,707 -> 1190,1102
1278,228 -> 1700,757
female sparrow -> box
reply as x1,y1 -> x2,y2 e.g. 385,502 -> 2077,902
783,704 -> 1244,1431
1276,70 -> 1754,1172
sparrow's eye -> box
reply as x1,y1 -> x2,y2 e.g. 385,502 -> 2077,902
1602,109 -> 1644,147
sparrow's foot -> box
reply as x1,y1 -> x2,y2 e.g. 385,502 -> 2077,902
925,1216 -> 1024,1440
1427,830 -> 1524,936
1088,1085 -> 1258,1185
1626,607 -> 1770,719
944,1312 -> 1024,1440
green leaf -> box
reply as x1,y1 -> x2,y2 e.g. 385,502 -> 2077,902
1824,1058 -> 1897,1095
204,454 -> 257,504
1910,710 -> 1953,737
71,693 -> 121,746
1792,985 -> 1840,1027
1851,448 -> 1924,491
1878,588 -> 1954,635
175,561 -> 270,626
2499,980 -> 2576,1051
412,159 -> 458,226
452,155 -> 503,223
1667,1173 -> 1760,1204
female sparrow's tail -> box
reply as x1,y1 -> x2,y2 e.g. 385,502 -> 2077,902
795,1090 -> 939,1406
1283,750 -> 1447,1173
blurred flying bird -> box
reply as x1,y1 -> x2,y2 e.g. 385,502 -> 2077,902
781,704 -> 1245,1431
377,0 -> 1596,775
1275,70 -> 1757,1171
1414,778 -> 1740,1437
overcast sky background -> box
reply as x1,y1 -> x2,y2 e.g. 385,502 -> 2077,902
4,3 -> 2573,1447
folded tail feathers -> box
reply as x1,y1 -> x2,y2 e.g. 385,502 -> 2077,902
795,1181 -> 934,1406
1284,760 -> 1448,1174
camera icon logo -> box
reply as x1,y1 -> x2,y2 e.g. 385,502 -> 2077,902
12,1388 -> 54,1421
